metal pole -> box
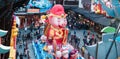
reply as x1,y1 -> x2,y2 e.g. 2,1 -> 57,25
105,23 -> 120,59
95,42 -> 99,59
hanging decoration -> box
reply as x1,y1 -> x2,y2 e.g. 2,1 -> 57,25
93,1 -> 106,15
99,0 -> 120,18
9,16 -> 18,59
27,0 -> 53,12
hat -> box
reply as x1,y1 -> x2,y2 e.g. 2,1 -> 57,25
49,4 -> 67,18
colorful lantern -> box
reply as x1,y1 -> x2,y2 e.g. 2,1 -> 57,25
9,16 -> 18,59
44,4 -> 69,52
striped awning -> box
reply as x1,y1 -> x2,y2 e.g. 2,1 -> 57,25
0,29 -> 8,37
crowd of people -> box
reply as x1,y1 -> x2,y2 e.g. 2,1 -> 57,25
66,10 -> 98,45
83,32 -> 97,46
66,10 -> 101,31
16,20 -> 43,59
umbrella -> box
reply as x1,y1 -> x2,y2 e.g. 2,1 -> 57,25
116,36 -> 120,42
101,26 -> 116,33
0,29 -> 8,37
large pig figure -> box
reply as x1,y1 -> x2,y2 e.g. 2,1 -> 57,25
44,4 -> 68,51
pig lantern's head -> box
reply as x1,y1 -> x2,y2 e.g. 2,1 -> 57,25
48,4 -> 67,28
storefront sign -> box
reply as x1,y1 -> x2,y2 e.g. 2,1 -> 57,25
27,9 -> 40,13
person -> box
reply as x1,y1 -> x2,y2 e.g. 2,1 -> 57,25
24,48 -> 28,57
71,34 -> 76,45
19,53 -> 23,59
92,34 -> 95,43
28,51 -> 30,59
87,30 -> 90,35
81,46 -> 84,57
76,37 -> 80,49
94,38 -> 97,44
89,34 -> 95,45
89,38 -> 93,45
73,31 -> 77,46
83,36 -> 88,46
19,41 -> 22,48
87,33 -> 90,45
16,51 -> 19,59
68,31 -> 71,42
74,30 -> 76,35
74,37 -> 79,48
83,30 -> 86,36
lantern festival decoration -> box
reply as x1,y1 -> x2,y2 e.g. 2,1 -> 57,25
39,15 -> 47,24
44,4 -> 68,51
27,0 -> 53,12
94,2 -> 106,15
99,0 -> 120,18
9,16 -> 18,59
43,4 -> 85,59
44,4 -> 69,58
32,4 -> 84,59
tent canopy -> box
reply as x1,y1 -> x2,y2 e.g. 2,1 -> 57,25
64,6 -> 112,26
72,8 -> 112,26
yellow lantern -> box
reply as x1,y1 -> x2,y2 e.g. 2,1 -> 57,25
12,28 -> 18,37
41,15 -> 47,20
96,10 -> 101,14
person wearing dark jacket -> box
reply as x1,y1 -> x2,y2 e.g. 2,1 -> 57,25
83,36 -> 88,46
19,53 -> 23,59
